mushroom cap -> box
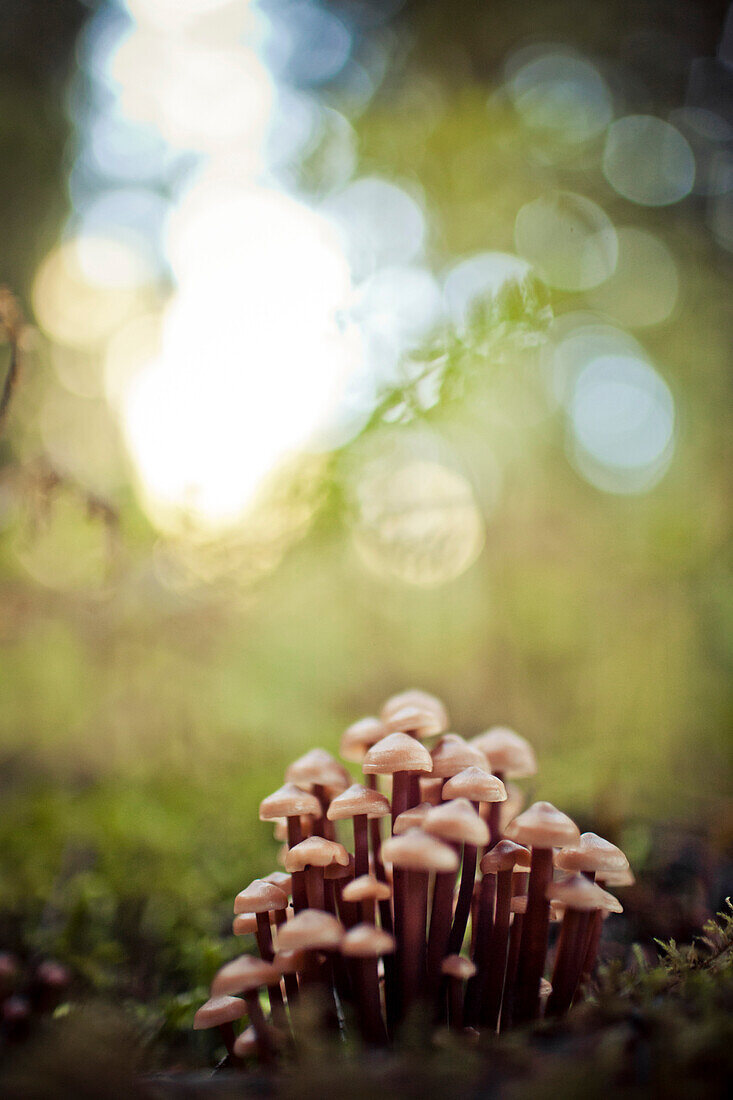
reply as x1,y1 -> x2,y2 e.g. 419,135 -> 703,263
193,995 -> 248,1030
263,871 -> 292,896
504,801 -> 579,849
441,955 -> 476,980
443,766 -> 507,803
423,798 -> 489,847
234,880 -> 289,914
470,727 -> 537,778
383,704 -> 445,738
511,895 -> 528,915
381,689 -> 448,733
362,732 -> 433,775
430,735 -> 488,778
393,802 -> 432,835
327,783 -> 391,821
285,749 -> 350,793
597,865 -> 635,888
232,914 -> 258,936
340,717 -> 387,762
555,832 -> 629,874
272,949 -> 306,975
480,839 -> 531,874
547,874 -> 623,913
539,978 -> 552,1000
341,924 -> 395,958
233,1023 -> 284,1058
341,874 -> 391,904
259,783 -> 321,821
419,777 -> 445,805
381,828 -> 459,873
276,910 -> 345,952
324,853 -> 355,880
211,955 -> 280,996
284,836 -> 349,872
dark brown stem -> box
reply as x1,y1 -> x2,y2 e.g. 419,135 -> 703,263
426,865 -> 458,994
354,815 -> 369,878
578,909 -> 604,993
273,910 -> 299,1005
500,912 -> 523,1030
255,913 -> 288,1031
244,992 -> 274,1065
400,869 -> 428,1014
479,868 -> 513,1030
286,817 -> 308,913
447,842 -> 478,955
407,773 -> 421,808
313,784 -> 334,839
486,771 -> 505,850
545,908 -> 584,1017
350,957 -> 388,1045
391,771 -> 410,829
217,1021 -> 237,1059
448,976 -> 464,1031
513,846 -> 554,1024
305,865 -> 326,911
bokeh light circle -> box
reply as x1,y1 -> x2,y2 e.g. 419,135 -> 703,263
508,51 -> 613,145
514,191 -> 618,292
585,228 -> 679,327
568,354 -> 675,494
602,115 -> 695,206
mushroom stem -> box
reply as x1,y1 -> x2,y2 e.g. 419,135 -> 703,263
447,975 -> 464,1031
426,866 -> 458,993
468,868 -> 512,1030
255,914 -> 289,1031
353,815 -> 369,879
513,846 -> 553,1024
500,912 -> 524,1030
286,818 -> 308,913
273,912 -> 300,1006
217,1022 -> 237,1060
401,869 -> 428,1012
577,909 -> 604,992
545,908 -> 584,1017
447,841 -> 478,955
305,865 -> 326,911
313,783 -> 334,839
243,992 -> 275,1065
391,772 -> 410,829
486,770 -> 505,850
350,958 -> 388,1046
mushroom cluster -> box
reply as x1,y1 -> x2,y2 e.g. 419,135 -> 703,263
195,692 -> 632,1065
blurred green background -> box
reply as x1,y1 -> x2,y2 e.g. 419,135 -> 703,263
0,0 -> 731,1053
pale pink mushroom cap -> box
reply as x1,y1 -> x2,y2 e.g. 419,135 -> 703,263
234,880 -> 288,915
547,873 -> 623,913
327,783 -> 391,821
259,783 -> 321,822
443,766 -> 507,803
284,836 -> 349,872
441,955 -> 476,980
193,995 -> 248,1029
341,924 -> 396,958
232,914 -> 258,936
211,955 -> 280,996
285,749 -> 350,793
381,689 -> 449,734
504,801 -> 579,849
393,802 -> 432,835
470,727 -> 537,778
362,732 -> 433,775
555,832 -> 629,874
340,717 -> 388,762
342,874 -> 392,904
430,735 -> 489,778
423,798 -> 489,847
381,828 -> 459,873
480,839 -> 531,874
276,909 -> 345,952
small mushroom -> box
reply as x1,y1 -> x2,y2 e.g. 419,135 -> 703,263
504,801 -> 579,1024
363,732 -> 433,824
430,735 -> 489,781
259,784 -> 322,912
285,749 -> 351,839
381,689 -> 448,736
233,1022 -> 284,1061
470,728 -> 537,847
342,874 -> 392,925
327,783 -> 390,878
276,909 -> 345,1015
193,995 -> 248,1060
545,874 -> 622,1017
422,799 -> 488,985
555,833 -> 629,879
233,880 -> 289,1028
285,836 -> 349,911
441,955 -> 475,1031
233,913 -> 258,936
393,802 -> 433,835
342,924 -> 395,1045
381,828 -> 458,1016
340,717 -> 388,763
210,956 -> 281,1064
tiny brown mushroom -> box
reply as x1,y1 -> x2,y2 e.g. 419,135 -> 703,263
342,924 -> 395,1045
470,728 -> 537,848
342,874 -> 392,925
232,881 -> 289,1029
260,784 -> 322,913
327,783 -> 390,878
285,836 -> 349,912
441,955 -> 476,1031
193,995 -> 248,1061
381,828 -> 458,1017
545,874 -> 622,1017
340,717 -> 388,763
381,689 -> 448,736
285,749 -> 351,839
393,802 -> 433,835
210,956 -> 281,1065
505,802 -> 579,1024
